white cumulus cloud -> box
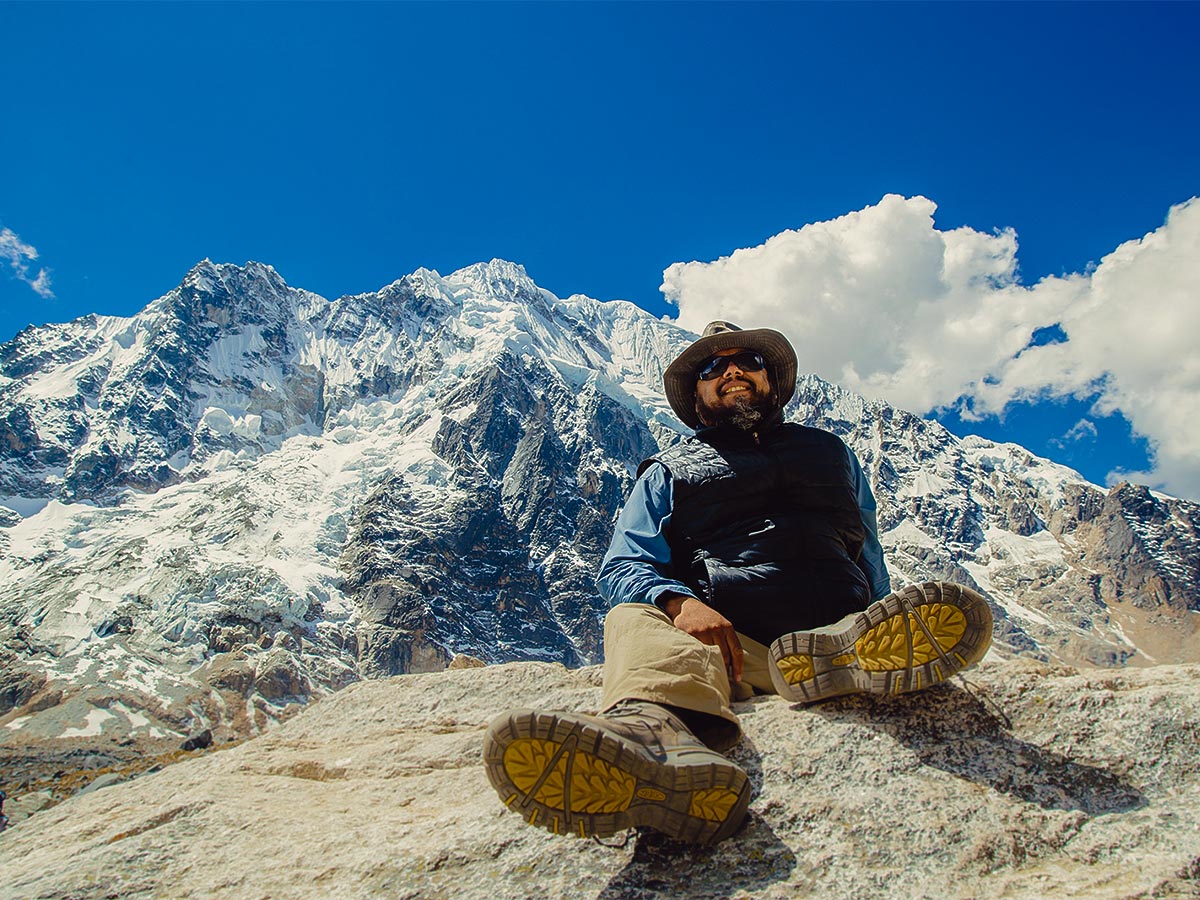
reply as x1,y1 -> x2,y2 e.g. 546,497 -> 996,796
0,227 -> 54,298
661,194 -> 1200,501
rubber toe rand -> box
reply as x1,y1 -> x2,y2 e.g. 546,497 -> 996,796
768,581 -> 994,703
483,709 -> 750,845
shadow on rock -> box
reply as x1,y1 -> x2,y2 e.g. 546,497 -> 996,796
806,684 -> 1146,815
596,737 -> 797,900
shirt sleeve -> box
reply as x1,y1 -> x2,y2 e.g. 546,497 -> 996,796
847,444 -> 892,600
596,462 -> 699,608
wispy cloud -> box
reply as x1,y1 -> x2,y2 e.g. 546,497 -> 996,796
662,195 -> 1200,501
1051,418 -> 1099,450
0,227 -> 54,298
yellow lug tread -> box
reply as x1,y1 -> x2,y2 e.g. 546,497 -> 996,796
777,653 -> 815,685
689,788 -> 741,822
484,709 -> 752,846
855,602 -> 968,671
767,582 -> 994,704
502,738 -> 636,814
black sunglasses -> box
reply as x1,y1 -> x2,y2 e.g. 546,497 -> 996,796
696,351 -> 766,381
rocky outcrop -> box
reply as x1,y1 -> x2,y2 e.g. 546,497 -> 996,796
1,659 -> 1197,900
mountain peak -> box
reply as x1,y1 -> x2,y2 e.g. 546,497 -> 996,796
448,259 -> 544,303
181,259 -> 288,294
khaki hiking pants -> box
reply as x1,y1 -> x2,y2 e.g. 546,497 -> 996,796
600,602 -> 777,752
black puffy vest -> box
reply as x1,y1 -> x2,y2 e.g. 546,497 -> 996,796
640,420 -> 870,645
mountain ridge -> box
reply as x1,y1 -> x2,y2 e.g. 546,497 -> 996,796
0,258 -> 1196,774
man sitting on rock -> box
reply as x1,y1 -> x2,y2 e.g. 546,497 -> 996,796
484,321 -> 993,844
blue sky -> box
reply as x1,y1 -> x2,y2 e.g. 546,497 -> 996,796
2,2 -> 1197,498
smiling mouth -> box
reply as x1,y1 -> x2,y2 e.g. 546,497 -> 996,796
720,383 -> 752,397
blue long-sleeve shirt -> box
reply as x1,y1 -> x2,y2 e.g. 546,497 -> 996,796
596,446 -> 891,610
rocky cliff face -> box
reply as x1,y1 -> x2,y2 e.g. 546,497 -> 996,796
794,377 -> 1200,668
1,658 -> 1197,900
0,259 -> 1196,771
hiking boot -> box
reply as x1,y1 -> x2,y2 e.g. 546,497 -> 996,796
768,581 -> 994,703
483,700 -> 751,845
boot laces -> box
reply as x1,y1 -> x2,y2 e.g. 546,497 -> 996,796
600,701 -> 685,757
899,591 -> 1012,730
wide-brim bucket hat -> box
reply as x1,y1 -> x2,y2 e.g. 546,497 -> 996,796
664,321 -> 798,430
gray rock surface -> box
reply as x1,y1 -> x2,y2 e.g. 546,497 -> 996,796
1,658 -> 1197,900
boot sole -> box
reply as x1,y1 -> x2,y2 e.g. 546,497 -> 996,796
768,581 -> 994,703
483,709 -> 751,845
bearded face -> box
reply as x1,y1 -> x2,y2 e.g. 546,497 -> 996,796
693,348 -> 776,431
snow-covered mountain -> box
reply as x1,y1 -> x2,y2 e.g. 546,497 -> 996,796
1,259 -> 1196,763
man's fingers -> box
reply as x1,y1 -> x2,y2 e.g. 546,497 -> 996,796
725,630 -> 744,683
714,627 -> 743,683
670,599 -> 743,681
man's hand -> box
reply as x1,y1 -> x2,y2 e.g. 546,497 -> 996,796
659,594 -> 743,683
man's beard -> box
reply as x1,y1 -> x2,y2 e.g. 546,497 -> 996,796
697,387 -> 776,431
